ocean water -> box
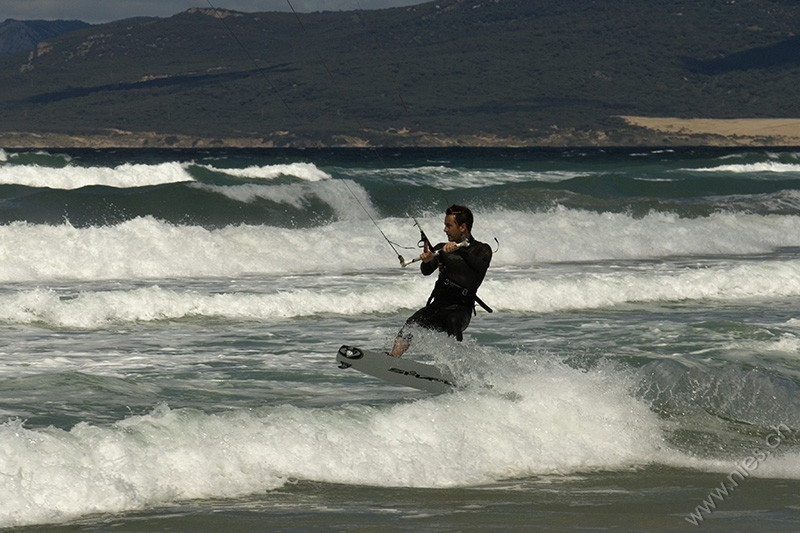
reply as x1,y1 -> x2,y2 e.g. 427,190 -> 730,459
1,146 -> 800,530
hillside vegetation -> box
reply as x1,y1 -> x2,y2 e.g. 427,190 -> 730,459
0,19 -> 91,56
1,0 -> 800,147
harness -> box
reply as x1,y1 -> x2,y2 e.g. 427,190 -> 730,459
427,277 -> 493,314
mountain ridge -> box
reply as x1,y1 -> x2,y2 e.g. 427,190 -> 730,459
0,18 -> 91,56
2,0 -> 800,147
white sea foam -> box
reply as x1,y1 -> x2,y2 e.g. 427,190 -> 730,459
1,257 -> 798,328
722,333 -> 800,359
0,216 -> 407,282
0,354 -> 670,527
484,260 -> 800,313
192,178 -> 378,220
201,162 -> 331,181
0,162 -> 193,189
0,160 -> 330,189
1,209 -> 800,283
3,343 -> 796,528
690,162 -> 800,174
0,285 -> 404,328
484,207 -> 800,264
350,166 -> 588,189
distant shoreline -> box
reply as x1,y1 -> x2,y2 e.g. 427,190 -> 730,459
619,117 -> 800,147
3,118 -> 800,149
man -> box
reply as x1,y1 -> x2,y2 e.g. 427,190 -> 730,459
390,205 -> 492,357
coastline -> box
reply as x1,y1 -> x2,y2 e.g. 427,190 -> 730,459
619,116 -> 800,147
3,118 -> 800,149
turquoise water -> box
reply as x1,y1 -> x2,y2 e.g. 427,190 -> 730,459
1,147 -> 800,530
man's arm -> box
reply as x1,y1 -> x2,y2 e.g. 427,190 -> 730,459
420,242 -> 445,276
462,242 -> 492,276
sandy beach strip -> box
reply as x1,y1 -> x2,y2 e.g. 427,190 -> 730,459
620,116 -> 800,145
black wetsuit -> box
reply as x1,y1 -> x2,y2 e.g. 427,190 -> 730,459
400,236 -> 492,342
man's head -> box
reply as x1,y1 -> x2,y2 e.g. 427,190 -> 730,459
444,204 -> 473,242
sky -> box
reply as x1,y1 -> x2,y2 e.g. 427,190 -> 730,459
1,0 -> 430,24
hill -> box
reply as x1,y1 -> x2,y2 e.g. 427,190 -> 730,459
0,19 -> 91,56
1,0 -> 800,148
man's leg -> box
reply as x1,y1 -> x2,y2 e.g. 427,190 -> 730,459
390,307 -> 439,357
390,336 -> 409,357
445,307 -> 472,341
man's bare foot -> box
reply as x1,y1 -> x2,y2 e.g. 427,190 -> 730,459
390,337 -> 409,357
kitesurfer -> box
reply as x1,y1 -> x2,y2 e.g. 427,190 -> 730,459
390,205 -> 492,357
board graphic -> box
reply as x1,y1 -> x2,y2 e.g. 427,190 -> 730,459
336,345 -> 456,393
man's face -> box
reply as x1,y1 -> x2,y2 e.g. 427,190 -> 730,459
443,214 -> 465,242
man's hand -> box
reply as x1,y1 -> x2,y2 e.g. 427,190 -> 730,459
442,241 -> 460,253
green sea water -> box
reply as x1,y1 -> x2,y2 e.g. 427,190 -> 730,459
2,147 -> 800,530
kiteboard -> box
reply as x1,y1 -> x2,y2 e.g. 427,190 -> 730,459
336,345 -> 456,394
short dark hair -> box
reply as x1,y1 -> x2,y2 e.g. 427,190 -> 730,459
446,204 -> 473,232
